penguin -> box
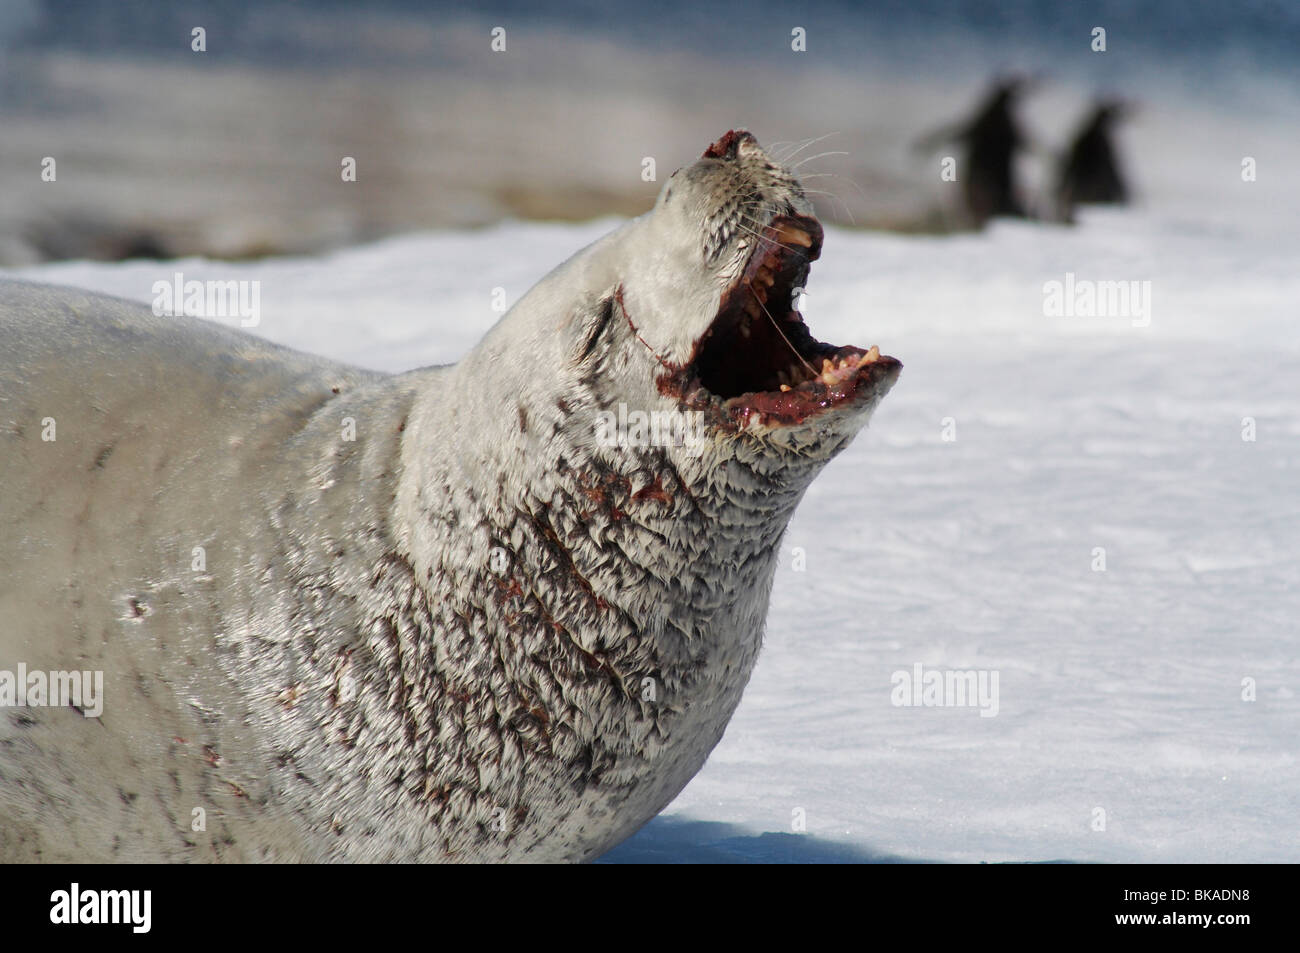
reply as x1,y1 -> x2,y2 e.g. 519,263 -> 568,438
917,76 -> 1038,227
1055,99 -> 1131,219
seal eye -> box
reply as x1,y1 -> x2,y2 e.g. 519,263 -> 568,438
571,293 -> 614,364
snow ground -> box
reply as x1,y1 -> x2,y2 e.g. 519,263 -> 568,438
7,205 -> 1298,863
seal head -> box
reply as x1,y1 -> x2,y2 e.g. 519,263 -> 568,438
446,130 -> 900,477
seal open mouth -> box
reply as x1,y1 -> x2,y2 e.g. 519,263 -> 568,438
660,214 -> 901,429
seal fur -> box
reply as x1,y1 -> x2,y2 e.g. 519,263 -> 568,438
0,130 -> 900,862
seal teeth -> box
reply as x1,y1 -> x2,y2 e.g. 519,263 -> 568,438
865,344 -> 881,362
775,225 -> 814,247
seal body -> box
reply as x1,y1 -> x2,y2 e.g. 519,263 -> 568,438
0,131 -> 900,862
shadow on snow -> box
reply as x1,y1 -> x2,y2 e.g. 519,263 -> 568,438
595,815 -> 927,864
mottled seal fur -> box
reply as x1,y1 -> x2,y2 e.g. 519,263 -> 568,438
0,130 -> 900,862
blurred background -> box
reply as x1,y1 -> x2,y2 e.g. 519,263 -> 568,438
4,2 -> 1299,863
2,0 -> 1297,265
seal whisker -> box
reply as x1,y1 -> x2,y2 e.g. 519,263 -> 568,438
746,279 -> 819,378
786,187 -> 857,226
729,217 -> 787,254
797,171 -> 873,204
789,150 -> 850,171
764,137 -> 809,160
772,131 -> 842,164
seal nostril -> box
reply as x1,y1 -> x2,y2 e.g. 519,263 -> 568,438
701,129 -> 756,160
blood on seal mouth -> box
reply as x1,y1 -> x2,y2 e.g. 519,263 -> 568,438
658,213 -> 902,429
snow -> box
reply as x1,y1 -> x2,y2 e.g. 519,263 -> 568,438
6,201 -> 1297,863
